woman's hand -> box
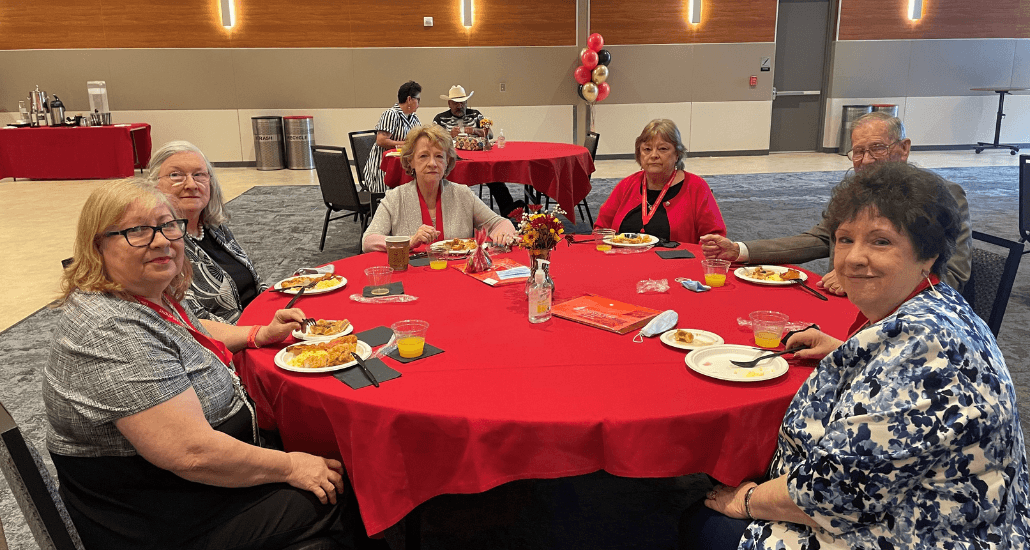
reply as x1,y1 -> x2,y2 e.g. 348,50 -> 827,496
785,327 -> 843,361
705,483 -> 756,519
816,270 -> 847,296
699,234 -> 740,260
257,308 -> 306,346
410,224 -> 440,248
489,223 -> 517,246
284,452 -> 346,505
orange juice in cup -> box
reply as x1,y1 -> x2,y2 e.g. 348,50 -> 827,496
592,228 -> 615,251
750,311 -> 788,348
428,246 -> 448,270
391,320 -> 429,358
397,337 -> 426,357
701,259 -> 731,287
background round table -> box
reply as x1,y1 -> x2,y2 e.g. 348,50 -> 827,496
235,244 -> 856,535
380,141 -> 594,223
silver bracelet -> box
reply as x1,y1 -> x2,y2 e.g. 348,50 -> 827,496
744,484 -> 758,520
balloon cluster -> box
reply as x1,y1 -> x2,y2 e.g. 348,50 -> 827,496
575,33 -> 611,103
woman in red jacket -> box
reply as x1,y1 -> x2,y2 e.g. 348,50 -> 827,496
595,119 -> 726,243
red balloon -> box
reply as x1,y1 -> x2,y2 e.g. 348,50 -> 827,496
596,82 -> 610,102
574,65 -> 592,85
587,33 -> 604,52
581,50 -> 599,70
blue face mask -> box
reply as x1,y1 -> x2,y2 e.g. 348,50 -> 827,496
633,310 -> 678,343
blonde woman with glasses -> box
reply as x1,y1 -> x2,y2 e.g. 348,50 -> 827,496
146,141 -> 266,324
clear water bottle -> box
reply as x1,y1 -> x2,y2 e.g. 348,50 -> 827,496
528,259 -> 552,323
497,129 -> 506,149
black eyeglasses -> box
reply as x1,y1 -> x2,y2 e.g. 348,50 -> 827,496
848,140 -> 899,161
104,219 -> 187,247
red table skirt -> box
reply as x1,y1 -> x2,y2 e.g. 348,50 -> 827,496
0,123 -> 152,180
235,244 -> 856,534
381,141 -> 594,223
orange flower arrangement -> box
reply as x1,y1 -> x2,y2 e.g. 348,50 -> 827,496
508,204 -> 571,251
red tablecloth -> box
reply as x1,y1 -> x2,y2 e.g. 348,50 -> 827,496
381,141 -> 594,223
0,123 -> 152,180
235,245 -> 856,535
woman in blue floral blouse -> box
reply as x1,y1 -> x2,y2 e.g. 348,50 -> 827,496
682,162 -> 1029,549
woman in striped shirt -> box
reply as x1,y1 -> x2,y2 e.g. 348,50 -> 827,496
363,80 -> 422,194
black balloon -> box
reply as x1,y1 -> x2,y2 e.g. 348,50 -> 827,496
597,49 -> 612,66
577,84 -> 587,101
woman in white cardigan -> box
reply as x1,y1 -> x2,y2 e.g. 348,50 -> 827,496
361,125 -> 516,252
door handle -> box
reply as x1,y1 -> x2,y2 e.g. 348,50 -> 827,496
774,90 -> 821,98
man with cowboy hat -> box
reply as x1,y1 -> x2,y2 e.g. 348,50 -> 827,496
433,85 -> 524,216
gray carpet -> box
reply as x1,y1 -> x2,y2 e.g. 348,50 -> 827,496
1,166 -> 1026,549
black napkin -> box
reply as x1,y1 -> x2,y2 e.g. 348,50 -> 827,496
354,326 -> 394,347
386,343 -> 445,363
409,257 -> 431,267
362,281 -> 404,297
655,239 -> 680,248
333,358 -> 402,390
656,249 -> 695,259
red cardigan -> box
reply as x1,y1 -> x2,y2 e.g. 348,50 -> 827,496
595,171 -> 726,243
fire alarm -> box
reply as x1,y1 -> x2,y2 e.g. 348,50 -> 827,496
749,76 -> 758,87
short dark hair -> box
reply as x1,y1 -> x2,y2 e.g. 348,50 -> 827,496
398,81 -> 421,104
825,162 -> 960,277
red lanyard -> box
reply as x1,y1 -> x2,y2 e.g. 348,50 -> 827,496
847,274 -> 940,338
136,296 -> 233,366
639,170 -> 678,229
417,184 -> 444,241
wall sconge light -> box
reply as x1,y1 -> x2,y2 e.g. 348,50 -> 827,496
908,0 -> 922,20
687,0 -> 701,24
220,0 -> 236,28
461,0 -> 473,27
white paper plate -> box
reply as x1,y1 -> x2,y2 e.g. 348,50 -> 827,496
292,321 -> 354,341
734,265 -> 808,286
685,344 -> 789,382
604,233 -> 659,248
659,329 -> 725,351
274,340 -> 372,373
272,275 -> 347,295
430,239 -> 478,256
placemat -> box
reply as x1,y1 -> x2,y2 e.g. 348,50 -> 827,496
386,343 -> 445,363
333,358 -> 401,389
363,282 -> 404,297
354,326 -> 394,347
656,250 -> 695,259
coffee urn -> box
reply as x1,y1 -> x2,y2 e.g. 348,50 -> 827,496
49,95 -> 66,125
28,86 -> 49,127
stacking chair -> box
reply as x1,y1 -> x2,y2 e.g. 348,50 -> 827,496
0,400 -> 86,550
348,130 -> 378,192
312,145 -> 374,251
962,230 -> 1026,336
541,131 -> 599,227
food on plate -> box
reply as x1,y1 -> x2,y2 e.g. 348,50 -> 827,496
435,238 -> 477,252
287,336 -> 358,369
781,269 -> 802,280
279,273 -> 341,291
305,319 -> 351,336
611,233 -> 651,244
747,266 -> 785,281
673,329 -> 695,344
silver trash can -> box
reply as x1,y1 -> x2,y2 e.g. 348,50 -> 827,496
839,105 -> 873,156
871,104 -> 899,117
252,116 -> 285,170
284,116 -> 315,170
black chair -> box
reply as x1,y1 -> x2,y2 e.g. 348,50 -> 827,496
541,131 -> 599,226
962,230 -> 1026,336
0,400 -> 86,550
348,130 -> 378,192
312,145 -> 374,251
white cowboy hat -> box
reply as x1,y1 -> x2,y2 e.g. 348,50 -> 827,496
440,85 -> 474,102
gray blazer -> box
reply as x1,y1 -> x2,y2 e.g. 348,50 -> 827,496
744,178 -> 972,291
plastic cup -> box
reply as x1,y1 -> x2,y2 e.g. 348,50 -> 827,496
392,319 -> 429,358
385,236 -> 410,271
750,311 -> 788,348
428,245 -> 448,270
701,259 -> 731,287
592,228 -> 615,251
365,266 -> 392,288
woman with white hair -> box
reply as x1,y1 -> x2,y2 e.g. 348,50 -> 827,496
146,141 -> 265,323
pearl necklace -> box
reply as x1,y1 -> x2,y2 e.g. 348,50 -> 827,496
191,224 -> 205,241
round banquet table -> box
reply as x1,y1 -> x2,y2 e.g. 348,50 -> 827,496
380,141 -> 594,223
235,244 -> 857,535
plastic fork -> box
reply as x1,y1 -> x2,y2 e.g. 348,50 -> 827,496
730,347 -> 805,368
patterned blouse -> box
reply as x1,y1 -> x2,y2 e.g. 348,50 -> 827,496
363,104 -> 421,193
183,223 -> 266,324
740,283 -> 1029,549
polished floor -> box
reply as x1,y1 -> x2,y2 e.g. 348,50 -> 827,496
0,150 -> 1018,332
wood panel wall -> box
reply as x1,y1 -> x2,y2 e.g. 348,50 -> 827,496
838,0 -> 1030,40
0,0 -> 575,50
590,0 -> 778,45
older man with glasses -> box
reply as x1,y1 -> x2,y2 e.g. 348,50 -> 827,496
700,111 -> 972,294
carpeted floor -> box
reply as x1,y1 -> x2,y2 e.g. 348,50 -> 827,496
1,166 -> 1026,549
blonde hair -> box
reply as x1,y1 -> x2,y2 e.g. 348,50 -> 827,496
634,119 -> 687,170
399,125 -> 457,178
145,140 -> 228,226
58,178 -> 192,305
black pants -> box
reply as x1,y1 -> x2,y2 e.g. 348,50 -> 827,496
678,502 -> 751,550
485,182 -> 520,215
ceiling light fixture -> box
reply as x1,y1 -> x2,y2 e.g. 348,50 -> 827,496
220,0 -> 236,28
908,0 -> 922,20
687,0 -> 701,24
462,0 -> 473,27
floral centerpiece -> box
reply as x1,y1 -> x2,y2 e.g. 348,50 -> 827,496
508,204 -> 571,288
